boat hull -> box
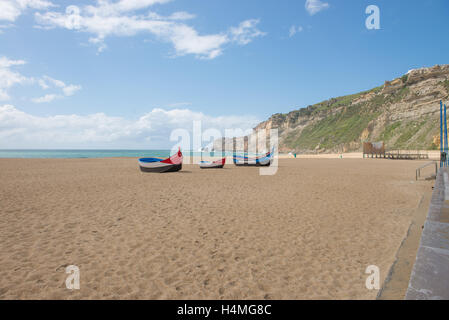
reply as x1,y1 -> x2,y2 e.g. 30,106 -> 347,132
233,161 -> 271,167
139,163 -> 182,173
200,164 -> 225,169
138,149 -> 183,173
233,152 -> 273,167
199,158 -> 226,169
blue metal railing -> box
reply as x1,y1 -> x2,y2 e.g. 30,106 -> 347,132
440,100 -> 449,168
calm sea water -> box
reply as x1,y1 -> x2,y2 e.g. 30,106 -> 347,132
0,150 -> 233,159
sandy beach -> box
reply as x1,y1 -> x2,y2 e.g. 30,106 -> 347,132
0,158 -> 433,299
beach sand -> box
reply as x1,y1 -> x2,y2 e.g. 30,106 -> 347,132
0,158 -> 433,299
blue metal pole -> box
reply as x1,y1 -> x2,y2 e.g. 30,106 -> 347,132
440,100 -> 443,167
444,105 -> 449,167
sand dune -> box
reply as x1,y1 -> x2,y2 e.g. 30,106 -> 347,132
0,158 -> 432,299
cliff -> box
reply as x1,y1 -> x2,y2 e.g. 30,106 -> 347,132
239,64 -> 449,153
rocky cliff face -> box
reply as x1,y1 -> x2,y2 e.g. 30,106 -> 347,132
251,64 -> 449,153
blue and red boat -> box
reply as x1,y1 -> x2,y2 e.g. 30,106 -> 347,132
199,157 -> 226,169
138,148 -> 183,173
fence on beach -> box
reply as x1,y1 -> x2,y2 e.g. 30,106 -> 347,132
385,150 -> 429,160
363,142 -> 386,158
363,142 -> 430,160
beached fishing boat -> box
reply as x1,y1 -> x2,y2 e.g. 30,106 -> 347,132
138,148 -> 183,173
199,157 -> 226,169
233,149 -> 273,167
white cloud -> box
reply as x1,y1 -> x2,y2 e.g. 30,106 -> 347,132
166,11 -> 196,21
87,0 -> 172,15
229,19 -> 266,45
31,93 -> 60,103
0,105 -> 261,149
34,75 -> 81,102
0,56 -> 26,68
147,11 -> 196,21
0,0 -> 55,22
41,75 -> 65,88
305,0 -> 329,16
0,24 -> 14,33
0,56 -> 81,102
34,1 -> 265,59
289,25 -> 303,37
0,57 -> 29,101
63,84 -> 81,96
38,78 -> 49,89
167,24 -> 228,59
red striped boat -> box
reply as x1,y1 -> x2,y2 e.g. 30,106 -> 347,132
138,148 -> 183,173
199,157 -> 226,169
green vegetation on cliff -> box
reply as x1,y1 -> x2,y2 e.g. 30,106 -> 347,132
285,103 -> 379,150
258,65 -> 449,153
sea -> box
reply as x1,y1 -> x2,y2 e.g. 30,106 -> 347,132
0,150 -> 235,159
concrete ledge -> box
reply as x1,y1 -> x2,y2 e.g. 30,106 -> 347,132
406,168 -> 449,300
421,221 -> 449,249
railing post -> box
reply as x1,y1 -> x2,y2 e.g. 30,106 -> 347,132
440,100 -> 443,168
444,105 -> 449,167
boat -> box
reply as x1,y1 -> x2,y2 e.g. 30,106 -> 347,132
199,157 -> 226,169
233,149 -> 273,167
138,148 -> 183,173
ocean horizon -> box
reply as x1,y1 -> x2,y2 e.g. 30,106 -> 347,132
0,149 -> 241,159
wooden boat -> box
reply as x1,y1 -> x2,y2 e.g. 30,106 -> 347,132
138,148 -> 183,173
233,150 -> 273,167
199,157 -> 226,169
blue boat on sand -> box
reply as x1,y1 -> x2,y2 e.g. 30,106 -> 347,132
233,149 -> 273,167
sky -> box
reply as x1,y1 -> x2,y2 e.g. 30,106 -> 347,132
0,0 -> 448,149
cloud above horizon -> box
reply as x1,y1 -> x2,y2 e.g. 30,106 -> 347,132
32,75 -> 81,103
0,105 -> 260,149
305,0 -> 329,16
0,57 -> 29,101
289,25 -> 303,37
0,56 -> 81,103
0,0 -> 55,22
34,0 -> 266,59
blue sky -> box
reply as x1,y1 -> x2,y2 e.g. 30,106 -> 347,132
0,0 -> 448,149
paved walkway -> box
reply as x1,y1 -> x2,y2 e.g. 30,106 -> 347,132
406,167 -> 449,299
